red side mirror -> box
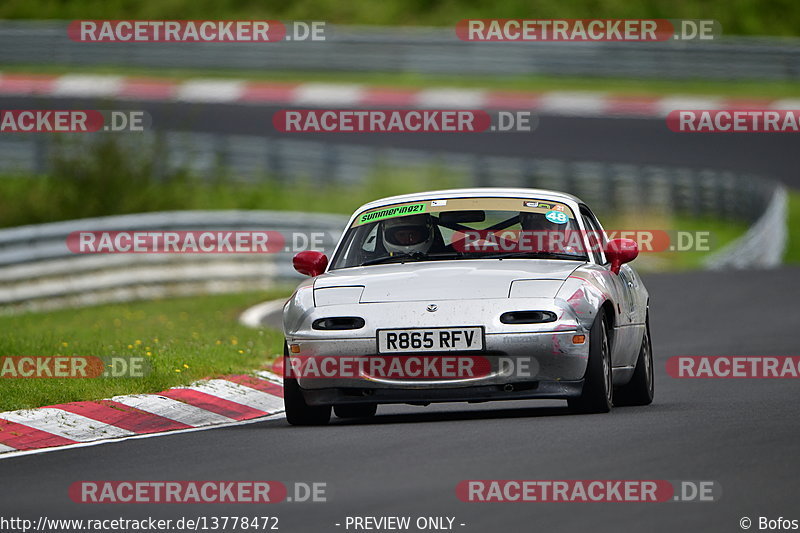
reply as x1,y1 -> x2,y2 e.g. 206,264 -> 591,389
293,250 -> 328,277
606,238 -> 638,274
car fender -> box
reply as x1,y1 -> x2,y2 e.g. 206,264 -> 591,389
555,266 -> 633,367
283,278 -> 316,335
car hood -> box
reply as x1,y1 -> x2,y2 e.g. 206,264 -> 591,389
315,260 -> 582,302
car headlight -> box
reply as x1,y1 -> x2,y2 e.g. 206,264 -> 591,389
509,280 -> 563,298
314,286 -> 364,306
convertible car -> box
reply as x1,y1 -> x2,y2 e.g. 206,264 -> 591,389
282,188 -> 653,425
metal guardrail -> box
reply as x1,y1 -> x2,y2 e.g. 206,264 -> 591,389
704,186 -> 788,269
1,22 -> 800,80
0,131 -> 779,224
0,211 -> 347,314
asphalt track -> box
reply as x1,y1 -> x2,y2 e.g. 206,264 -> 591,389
1,95 -> 799,187
0,94 -> 798,532
0,271 -> 798,530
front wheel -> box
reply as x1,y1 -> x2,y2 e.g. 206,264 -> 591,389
568,309 -> 613,414
283,347 -> 331,426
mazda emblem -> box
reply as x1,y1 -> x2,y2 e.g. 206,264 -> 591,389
426,304 -> 438,312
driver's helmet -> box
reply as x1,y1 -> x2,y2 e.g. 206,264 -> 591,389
382,214 -> 435,256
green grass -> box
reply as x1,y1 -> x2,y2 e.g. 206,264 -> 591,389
0,291 -> 291,412
1,0 -> 799,37
785,190 -> 800,264
0,136 -> 465,228
5,65 -> 800,99
598,212 -> 749,271
653,216 -> 749,270
0,169 -> 464,228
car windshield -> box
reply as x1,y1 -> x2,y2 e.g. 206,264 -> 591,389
329,197 -> 591,270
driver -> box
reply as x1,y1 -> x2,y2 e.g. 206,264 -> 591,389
382,214 -> 435,256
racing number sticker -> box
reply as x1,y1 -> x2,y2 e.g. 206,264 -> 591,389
545,210 -> 568,224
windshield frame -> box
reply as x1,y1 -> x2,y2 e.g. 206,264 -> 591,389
328,195 -> 598,272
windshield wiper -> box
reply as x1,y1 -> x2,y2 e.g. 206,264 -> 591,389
360,251 -> 464,267
476,251 -> 589,261
361,255 -> 409,267
419,252 -> 465,261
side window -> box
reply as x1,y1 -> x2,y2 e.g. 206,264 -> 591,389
361,224 -> 378,253
580,207 -> 607,264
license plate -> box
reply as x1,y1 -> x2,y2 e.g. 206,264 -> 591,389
377,327 -> 484,353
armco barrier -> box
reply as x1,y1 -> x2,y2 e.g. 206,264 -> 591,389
0,210 -> 347,314
0,22 -> 799,80
1,131 -> 781,225
703,186 -> 788,269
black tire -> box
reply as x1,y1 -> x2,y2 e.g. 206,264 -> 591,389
568,309 -> 613,414
283,347 -> 331,426
614,313 -> 654,406
334,404 -> 378,419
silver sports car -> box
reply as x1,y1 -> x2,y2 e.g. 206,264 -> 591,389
282,188 -> 653,425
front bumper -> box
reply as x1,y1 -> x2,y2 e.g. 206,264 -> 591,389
285,296 -> 591,399
300,379 -> 585,406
